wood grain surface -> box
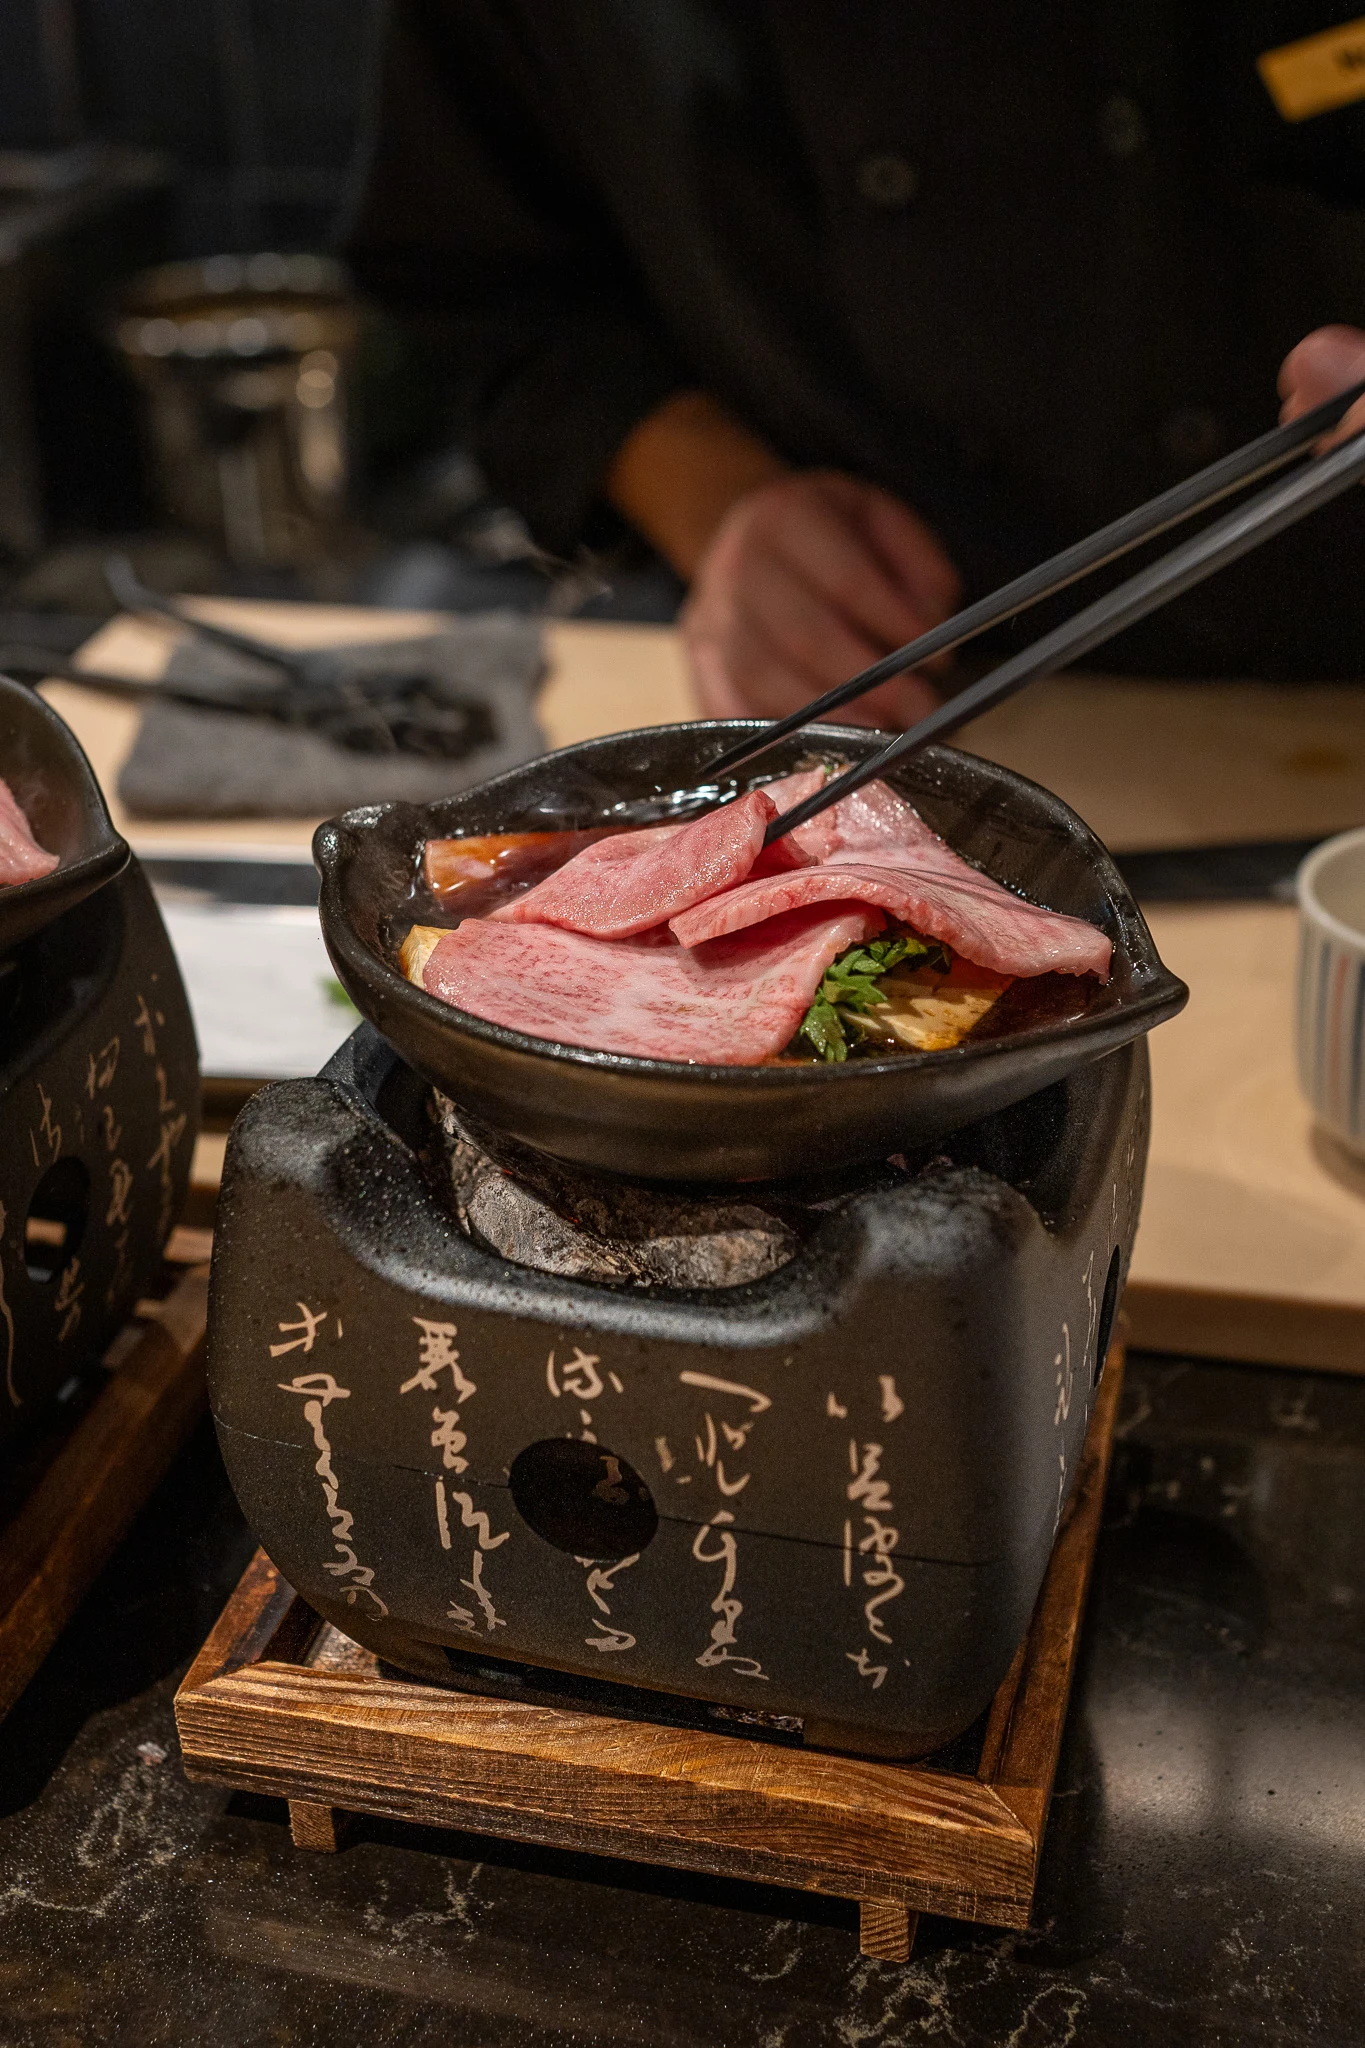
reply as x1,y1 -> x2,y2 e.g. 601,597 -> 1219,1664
0,1265 -> 209,1721
858,1897 -> 917,1962
175,1347 -> 1124,1946
1128,903 -> 1365,1372
981,1342 -> 1125,1841
960,674 -> 1365,853
289,1799 -> 347,1851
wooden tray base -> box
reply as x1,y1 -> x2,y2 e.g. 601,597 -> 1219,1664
176,1346 -> 1124,1962
0,1253 -> 210,1723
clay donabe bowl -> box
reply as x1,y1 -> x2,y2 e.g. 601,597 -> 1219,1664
0,673 -> 130,953
314,721 -> 1187,1181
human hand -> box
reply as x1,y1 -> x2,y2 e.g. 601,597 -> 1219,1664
1278,324 -> 1365,447
680,471 -> 963,729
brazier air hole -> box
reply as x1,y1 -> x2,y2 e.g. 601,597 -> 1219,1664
25,1156 -> 91,1283
1093,1245 -> 1121,1387
508,1438 -> 659,1560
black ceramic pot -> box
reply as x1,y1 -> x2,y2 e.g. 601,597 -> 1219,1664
314,722 -> 1186,1182
0,869 -> 200,1447
0,677 -> 198,1446
0,673 -> 129,954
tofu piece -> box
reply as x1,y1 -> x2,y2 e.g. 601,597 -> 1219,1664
400,923 -> 449,987
854,956 -> 1012,1053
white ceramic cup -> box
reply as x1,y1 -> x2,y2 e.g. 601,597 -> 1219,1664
1296,827 -> 1365,1155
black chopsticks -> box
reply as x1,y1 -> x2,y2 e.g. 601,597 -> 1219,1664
104,554 -> 321,680
764,419 -> 1365,847
707,376 -> 1365,783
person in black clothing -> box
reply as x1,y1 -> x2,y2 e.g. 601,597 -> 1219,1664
347,2 -> 1365,723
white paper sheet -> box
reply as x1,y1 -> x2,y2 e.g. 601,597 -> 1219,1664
157,902 -> 357,1079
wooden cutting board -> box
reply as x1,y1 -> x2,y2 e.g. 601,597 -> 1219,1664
42,602 -> 1365,1374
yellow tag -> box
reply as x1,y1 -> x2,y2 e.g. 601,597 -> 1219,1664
1258,17 -> 1365,121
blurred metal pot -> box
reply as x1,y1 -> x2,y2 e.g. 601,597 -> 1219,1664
112,252 -> 357,569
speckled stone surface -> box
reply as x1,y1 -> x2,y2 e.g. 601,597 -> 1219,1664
2,1352 -> 1363,2047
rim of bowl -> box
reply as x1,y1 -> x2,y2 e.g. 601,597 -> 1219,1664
1297,827 -> 1365,950
316,746 -> 1186,1088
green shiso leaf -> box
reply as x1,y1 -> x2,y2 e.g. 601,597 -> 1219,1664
800,994 -> 849,1062
321,975 -> 359,1013
795,932 -> 949,1062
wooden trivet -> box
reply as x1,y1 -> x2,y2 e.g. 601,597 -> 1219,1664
176,1345 -> 1125,1962
0,1252 -> 210,1723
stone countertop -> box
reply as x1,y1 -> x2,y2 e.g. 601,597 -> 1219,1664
2,1351 -> 1363,2047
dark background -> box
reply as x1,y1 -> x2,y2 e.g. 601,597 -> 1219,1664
0,0 -> 685,619
0,0 -> 381,255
